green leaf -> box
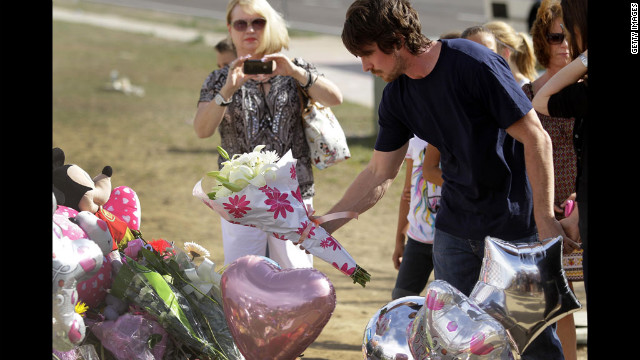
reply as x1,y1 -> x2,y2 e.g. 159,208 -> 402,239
217,146 -> 230,160
221,181 -> 243,192
148,333 -> 163,349
140,248 -> 166,274
214,174 -> 229,183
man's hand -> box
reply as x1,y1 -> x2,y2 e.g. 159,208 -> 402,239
559,204 -> 581,253
537,216 -> 580,254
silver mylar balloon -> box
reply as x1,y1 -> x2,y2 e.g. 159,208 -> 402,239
469,236 -> 582,355
409,280 -> 514,360
363,296 -> 424,360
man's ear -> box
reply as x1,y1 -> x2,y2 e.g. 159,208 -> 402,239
394,35 -> 405,51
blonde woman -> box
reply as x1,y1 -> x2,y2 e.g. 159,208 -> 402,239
194,0 -> 343,268
484,20 -> 538,86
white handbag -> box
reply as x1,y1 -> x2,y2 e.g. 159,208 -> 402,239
299,87 -> 351,169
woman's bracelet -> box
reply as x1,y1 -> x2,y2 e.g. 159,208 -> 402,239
299,69 -> 317,91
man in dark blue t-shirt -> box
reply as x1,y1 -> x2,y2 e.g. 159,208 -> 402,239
317,1 -> 577,359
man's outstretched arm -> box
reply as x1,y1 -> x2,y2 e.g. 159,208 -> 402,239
321,143 -> 409,234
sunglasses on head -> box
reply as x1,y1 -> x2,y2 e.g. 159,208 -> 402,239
232,18 -> 267,32
546,32 -> 565,45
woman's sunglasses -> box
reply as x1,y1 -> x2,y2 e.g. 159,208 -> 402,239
232,18 -> 267,32
546,32 -> 565,45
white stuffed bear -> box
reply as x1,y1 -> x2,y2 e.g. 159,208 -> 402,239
52,193 -> 104,352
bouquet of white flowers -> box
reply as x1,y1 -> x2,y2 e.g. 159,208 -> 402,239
193,145 -> 370,286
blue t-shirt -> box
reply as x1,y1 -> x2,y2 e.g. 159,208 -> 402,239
376,39 -> 536,241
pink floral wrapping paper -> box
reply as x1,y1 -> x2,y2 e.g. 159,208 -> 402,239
193,150 -> 365,281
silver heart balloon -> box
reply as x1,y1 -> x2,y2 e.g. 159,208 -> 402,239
469,236 -> 582,355
363,296 -> 424,360
409,280 -> 514,360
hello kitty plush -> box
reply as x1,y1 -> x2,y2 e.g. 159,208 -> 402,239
52,194 -> 104,352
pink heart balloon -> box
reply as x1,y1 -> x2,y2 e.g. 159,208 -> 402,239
221,255 -> 336,360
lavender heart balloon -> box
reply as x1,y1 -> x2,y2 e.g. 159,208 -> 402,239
221,255 -> 336,360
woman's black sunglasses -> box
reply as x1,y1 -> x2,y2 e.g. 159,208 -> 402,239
232,18 -> 267,32
546,32 -> 565,45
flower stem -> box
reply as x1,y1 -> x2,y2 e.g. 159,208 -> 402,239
350,265 -> 371,287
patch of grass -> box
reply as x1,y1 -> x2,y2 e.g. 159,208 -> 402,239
54,0 -> 228,32
54,0 -> 320,37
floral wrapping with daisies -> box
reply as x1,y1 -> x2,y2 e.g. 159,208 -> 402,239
193,145 -> 370,287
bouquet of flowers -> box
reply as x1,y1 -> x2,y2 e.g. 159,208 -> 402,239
193,145 -> 370,286
110,239 -> 244,360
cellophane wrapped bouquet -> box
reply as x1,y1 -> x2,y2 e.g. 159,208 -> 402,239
193,145 -> 370,286
107,239 -> 244,360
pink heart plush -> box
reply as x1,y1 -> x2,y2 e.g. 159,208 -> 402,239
104,186 -> 141,230
221,255 -> 336,360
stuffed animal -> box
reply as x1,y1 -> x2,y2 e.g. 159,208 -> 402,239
52,147 -> 137,251
52,193 -> 104,352
52,148 -> 145,317
53,206 -> 116,309
52,147 -> 112,214
104,186 -> 142,231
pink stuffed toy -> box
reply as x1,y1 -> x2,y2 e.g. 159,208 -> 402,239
52,196 -> 104,352
104,186 -> 141,231
53,206 -> 116,309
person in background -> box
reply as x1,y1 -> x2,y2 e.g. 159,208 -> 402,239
392,136 -> 442,300
524,1 -> 580,358
484,20 -> 538,86
193,0 -> 343,268
214,36 -> 237,69
439,31 -> 461,39
532,0 -> 588,352
461,25 -> 497,53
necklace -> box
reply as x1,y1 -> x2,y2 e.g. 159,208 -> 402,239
258,81 -> 274,127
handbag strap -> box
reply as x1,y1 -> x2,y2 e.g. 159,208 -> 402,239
296,81 -> 328,115
296,81 -> 312,108
296,81 -> 314,119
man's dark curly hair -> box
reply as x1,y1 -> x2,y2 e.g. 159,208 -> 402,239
342,0 -> 432,56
